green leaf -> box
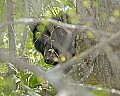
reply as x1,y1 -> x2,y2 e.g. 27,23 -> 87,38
86,31 -> 94,39
93,85 -> 111,96
19,72 -> 31,85
56,0 -> 75,8
93,1 -> 98,8
26,42 -> 34,49
0,63 -> 8,76
67,8 -> 80,24
37,24 -> 45,32
82,0 -> 90,8
3,75 -> 16,95
113,9 -> 119,17
45,7 -> 62,18
35,32 -> 42,39
93,90 -> 110,96
29,74 -> 40,88
0,76 -> 4,86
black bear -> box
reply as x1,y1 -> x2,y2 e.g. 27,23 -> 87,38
29,14 -> 76,65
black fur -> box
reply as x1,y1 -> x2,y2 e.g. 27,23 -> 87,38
30,15 -> 76,65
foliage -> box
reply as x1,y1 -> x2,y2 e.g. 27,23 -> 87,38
0,0 -> 120,95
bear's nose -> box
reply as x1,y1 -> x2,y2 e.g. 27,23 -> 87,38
45,58 -> 53,64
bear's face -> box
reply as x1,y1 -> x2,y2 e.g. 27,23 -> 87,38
30,15 -> 76,65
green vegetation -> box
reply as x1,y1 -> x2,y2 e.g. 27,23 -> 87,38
0,0 -> 120,95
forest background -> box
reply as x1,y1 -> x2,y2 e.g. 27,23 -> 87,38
0,0 -> 120,96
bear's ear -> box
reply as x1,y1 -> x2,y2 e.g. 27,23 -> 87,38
29,17 -> 40,34
29,23 -> 38,34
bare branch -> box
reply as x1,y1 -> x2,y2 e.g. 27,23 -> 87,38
0,18 -> 112,37
49,30 -> 120,72
0,49 -> 91,96
71,83 -> 120,95
19,0 -> 30,56
6,0 -> 16,56
0,51 -> 45,77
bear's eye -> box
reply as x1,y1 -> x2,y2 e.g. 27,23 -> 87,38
41,43 -> 44,48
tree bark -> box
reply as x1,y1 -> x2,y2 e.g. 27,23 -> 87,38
7,0 -> 16,56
